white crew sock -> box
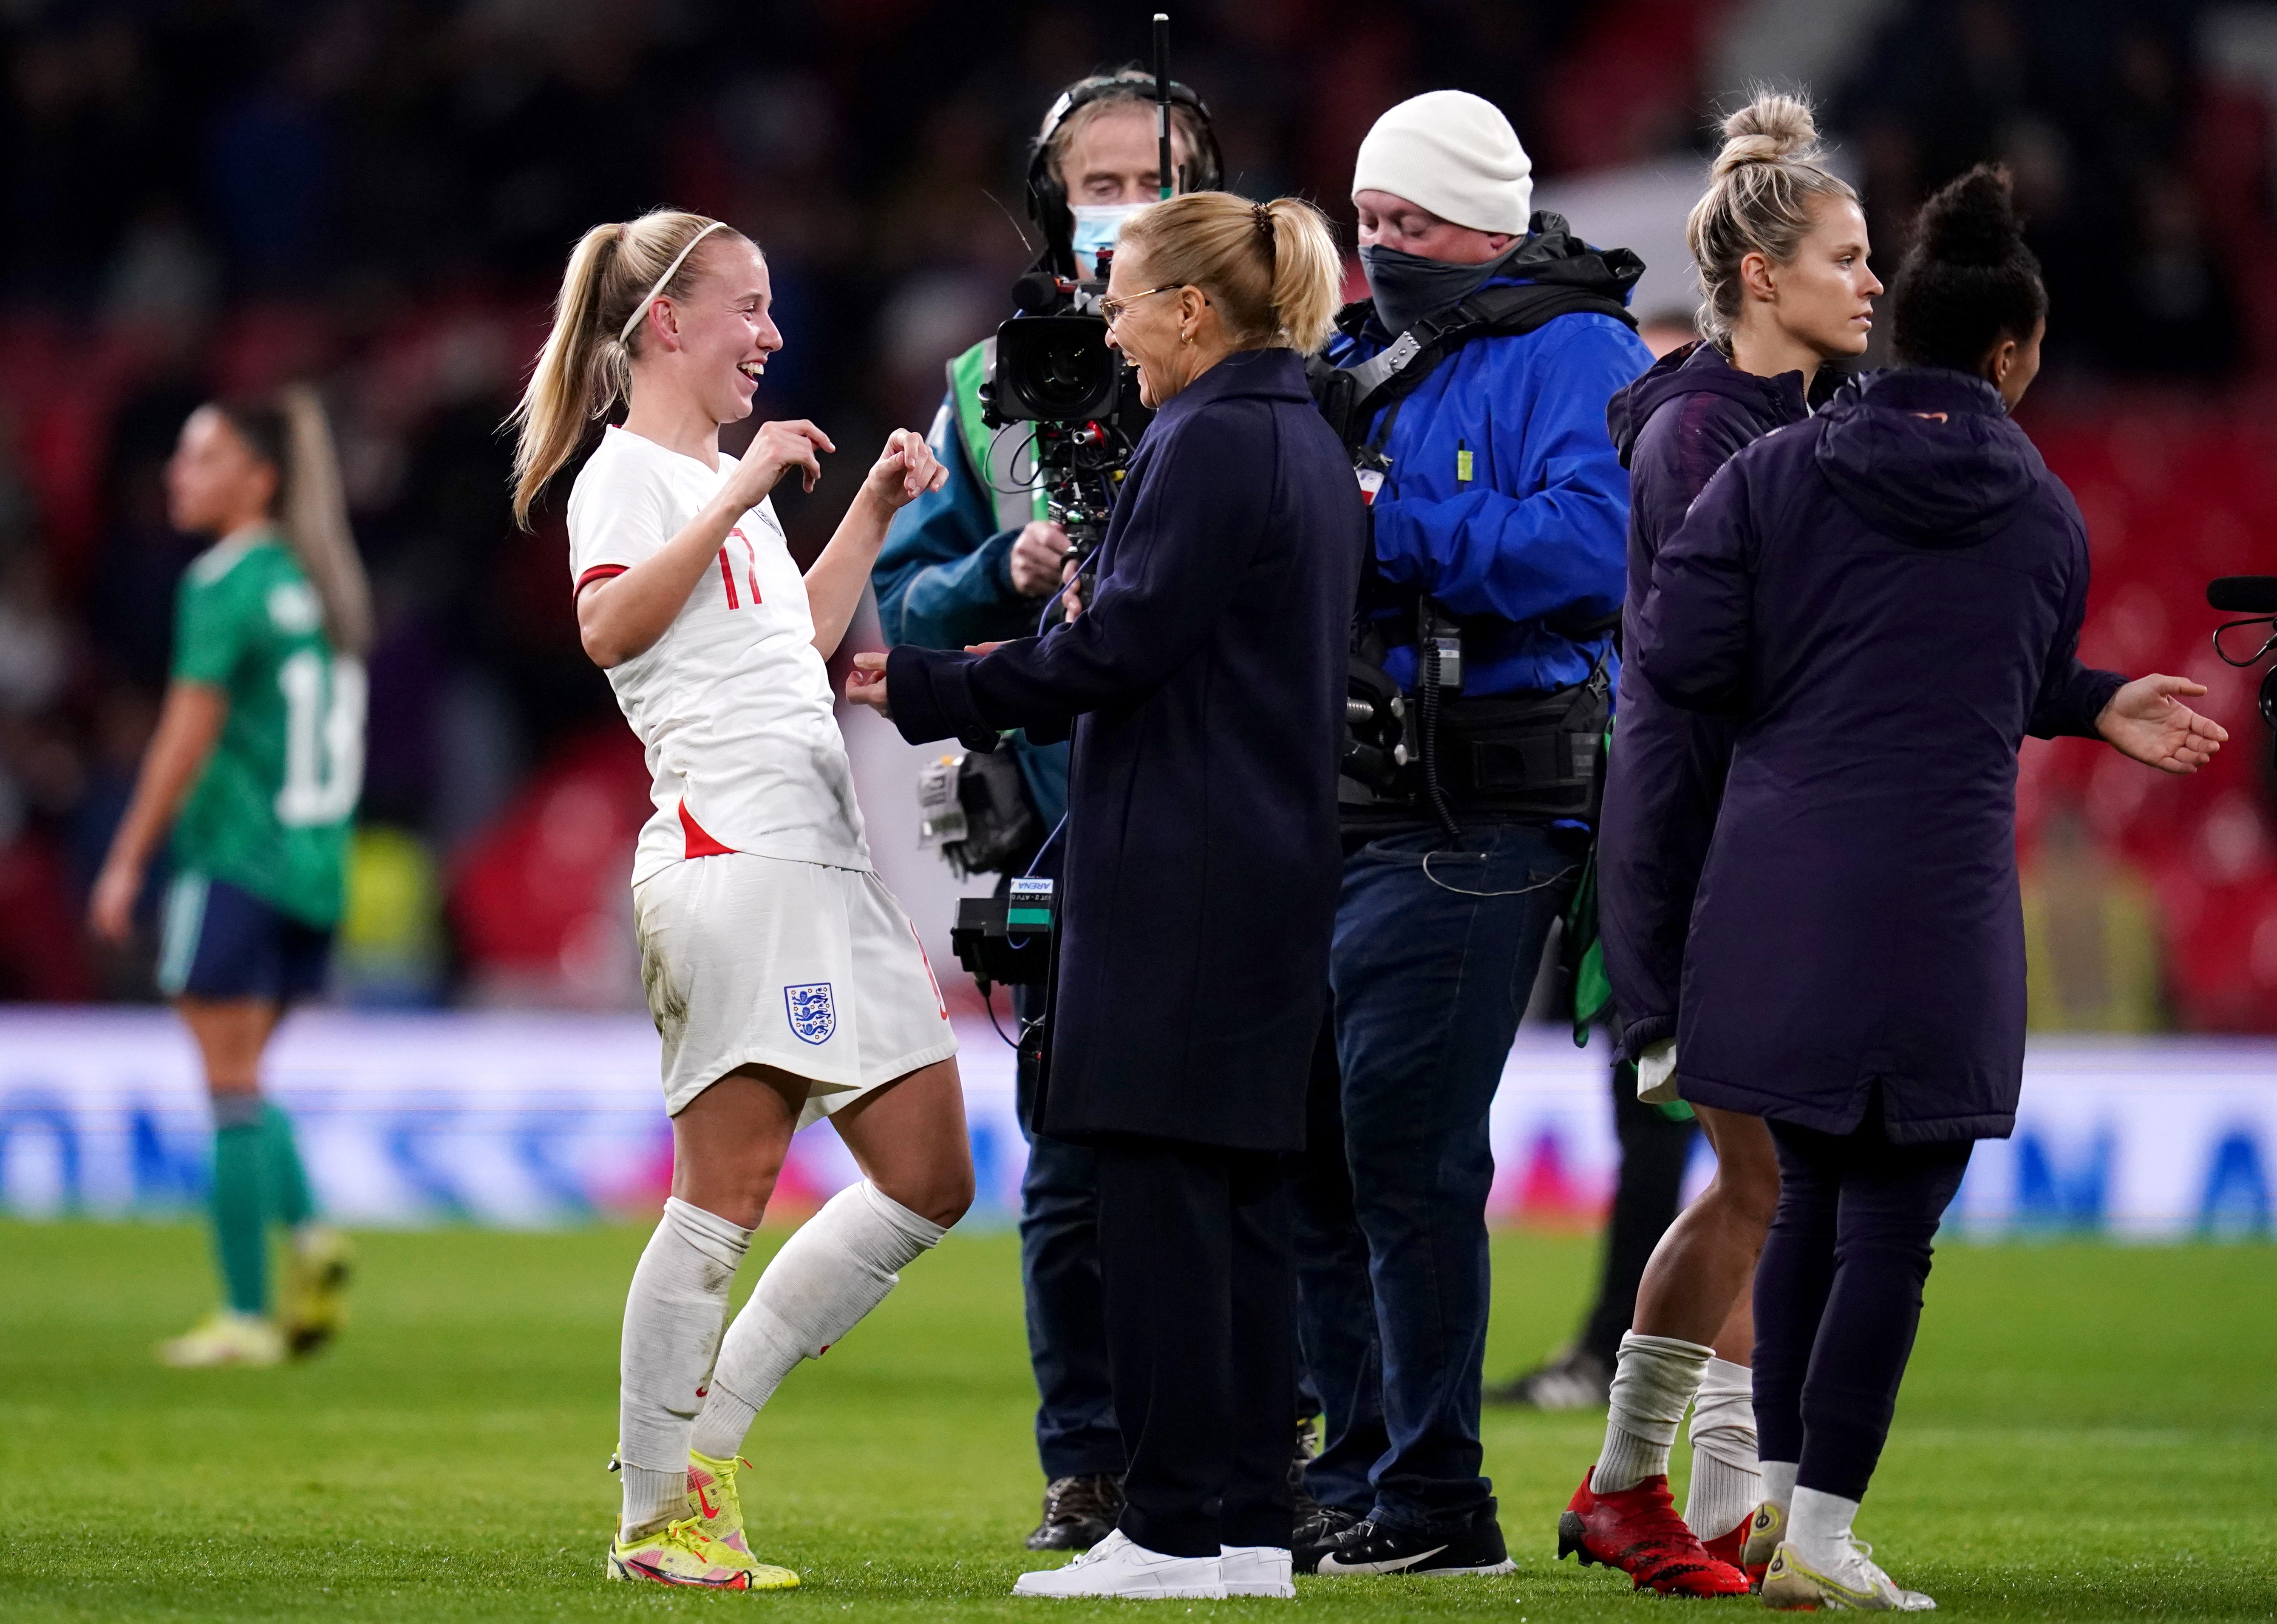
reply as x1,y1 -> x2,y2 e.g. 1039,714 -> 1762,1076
1786,1485 -> 1862,1570
1594,1332 -> 1712,1493
1760,1459 -> 1798,1513
617,1197 -> 752,1539
1683,1357 -> 1761,1541
688,1181 -> 945,1460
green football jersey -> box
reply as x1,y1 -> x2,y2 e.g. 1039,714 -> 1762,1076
170,531 -> 365,928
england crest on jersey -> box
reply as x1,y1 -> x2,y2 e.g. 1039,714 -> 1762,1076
784,982 -> 836,1045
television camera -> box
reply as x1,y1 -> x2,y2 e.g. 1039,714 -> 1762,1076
2209,575 -> 2277,767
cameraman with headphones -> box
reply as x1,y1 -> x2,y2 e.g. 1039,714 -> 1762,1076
1292,92 -> 1653,1578
871,69 -> 1218,1555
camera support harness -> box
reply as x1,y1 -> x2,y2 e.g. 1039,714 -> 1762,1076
1306,213 -> 1640,837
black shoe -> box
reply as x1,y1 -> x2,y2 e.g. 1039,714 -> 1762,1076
1289,1414 -> 1322,1522
1291,1504 -> 1361,1563
1483,1344 -> 1611,1410
1303,1504 -> 1515,1577
1024,1472 -> 1125,1551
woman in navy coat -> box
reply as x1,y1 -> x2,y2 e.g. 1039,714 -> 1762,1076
849,193 -> 1362,1599
1567,94 -> 1879,1596
1637,168 -> 2225,1611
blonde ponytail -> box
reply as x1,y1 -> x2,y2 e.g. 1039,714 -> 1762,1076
1686,91 -> 1858,350
1118,192 -> 1342,352
507,210 -> 753,526
1262,197 -> 1341,354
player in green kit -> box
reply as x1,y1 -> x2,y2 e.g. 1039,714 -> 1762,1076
91,387 -> 373,1368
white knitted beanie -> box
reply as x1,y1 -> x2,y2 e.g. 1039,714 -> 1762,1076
1351,91 -> 1532,235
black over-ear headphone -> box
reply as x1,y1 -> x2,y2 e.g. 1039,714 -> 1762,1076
1025,71 -> 1224,278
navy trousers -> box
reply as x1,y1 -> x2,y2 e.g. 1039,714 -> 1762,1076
1292,819 -> 1583,1530
1015,982 -> 1126,1480
1753,1114 -> 1974,1503
1096,1137 -> 1297,1557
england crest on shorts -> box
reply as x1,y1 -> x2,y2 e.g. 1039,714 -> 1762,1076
784,982 -> 836,1045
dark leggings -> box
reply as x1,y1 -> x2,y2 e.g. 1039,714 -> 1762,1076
1753,1117 -> 1973,1503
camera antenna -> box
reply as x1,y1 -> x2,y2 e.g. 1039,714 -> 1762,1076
1153,13 -> 1174,200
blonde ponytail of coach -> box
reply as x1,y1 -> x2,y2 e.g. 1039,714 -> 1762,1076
508,210 -> 752,526
1117,192 -> 1342,354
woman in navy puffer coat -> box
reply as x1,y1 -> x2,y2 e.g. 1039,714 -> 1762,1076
1637,167 -> 2226,1611
1563,94 -> 1883,1599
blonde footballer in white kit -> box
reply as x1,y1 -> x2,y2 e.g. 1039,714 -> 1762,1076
510,208 -> 973,1591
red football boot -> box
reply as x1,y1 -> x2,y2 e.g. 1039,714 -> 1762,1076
1557,1468 -> 1753,1597
1699,1514 -> 1758,1588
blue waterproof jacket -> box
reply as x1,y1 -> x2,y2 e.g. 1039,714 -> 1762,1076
1328,245 -> 1651,700
873,387 -> 1068,824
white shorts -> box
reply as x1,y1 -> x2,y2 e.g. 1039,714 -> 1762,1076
632,853 -> 957,1123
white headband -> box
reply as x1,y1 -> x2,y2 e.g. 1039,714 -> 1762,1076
618,220 -> 729,344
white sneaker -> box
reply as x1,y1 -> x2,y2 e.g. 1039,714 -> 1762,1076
1762,1537 -> 1935,1611
1012,1530 -> 1228,1599
1219,1545 -> 1295,1598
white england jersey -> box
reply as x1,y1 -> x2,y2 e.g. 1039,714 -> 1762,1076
567,425 -> 870,889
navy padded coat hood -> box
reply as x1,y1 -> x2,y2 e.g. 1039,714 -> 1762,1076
1815,368 -> 2041,548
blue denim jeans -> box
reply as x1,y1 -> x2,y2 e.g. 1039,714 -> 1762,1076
1016,982 -> 1127,1480
1294,819 -> 1583,1530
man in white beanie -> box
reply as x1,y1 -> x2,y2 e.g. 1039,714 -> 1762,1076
1290,89 -> 1654,1579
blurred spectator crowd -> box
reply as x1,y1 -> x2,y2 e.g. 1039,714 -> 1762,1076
0,0 -> 2272,1028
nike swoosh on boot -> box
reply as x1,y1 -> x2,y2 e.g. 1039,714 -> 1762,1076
1317,1544 -> 1449,1575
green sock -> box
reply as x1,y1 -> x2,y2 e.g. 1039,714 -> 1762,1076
259,1102 -> 315,1230
209,1114 -> 269,1316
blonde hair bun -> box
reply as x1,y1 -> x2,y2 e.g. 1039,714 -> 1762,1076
1685,90 -> 1855,349
1712,92 -> 1822,176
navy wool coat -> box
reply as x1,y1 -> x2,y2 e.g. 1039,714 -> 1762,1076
1636,368 -> 2124,1142
1599,342 -> 1820,1060
885,348 -> 1365,1152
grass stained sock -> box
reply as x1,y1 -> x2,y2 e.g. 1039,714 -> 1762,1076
209,1095 -> 269,1317
618,1198 -> 751,1540
689,1181 -> 944,1461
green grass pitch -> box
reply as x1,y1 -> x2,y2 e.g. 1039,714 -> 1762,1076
0,1219 -> 2271,1621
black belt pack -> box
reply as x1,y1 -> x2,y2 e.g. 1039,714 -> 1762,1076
1337,664 -> 1610,827
1436,682 -> 1608,820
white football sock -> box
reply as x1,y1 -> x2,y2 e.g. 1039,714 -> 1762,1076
1594,1332 -> 1712,1493
688,1181 -> 944,1461
1786,1485 -> 1862,1569
618,1197 -> 751,1539
1760,1459 -> 1798,1512
1684,1356 -> 1762,1540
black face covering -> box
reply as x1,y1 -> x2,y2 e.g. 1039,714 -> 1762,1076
1360,240 -> 1523,335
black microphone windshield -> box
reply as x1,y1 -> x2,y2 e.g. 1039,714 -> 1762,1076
2209,576 -> 2277,614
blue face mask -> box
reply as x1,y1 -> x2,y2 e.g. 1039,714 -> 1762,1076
1360,241 -> 1521,336
1070,204 -> 1145,278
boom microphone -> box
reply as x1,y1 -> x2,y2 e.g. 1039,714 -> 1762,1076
2208,576 -> 2277,614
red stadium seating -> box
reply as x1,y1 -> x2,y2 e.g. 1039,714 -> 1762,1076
2025,405 -> 2277,1030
